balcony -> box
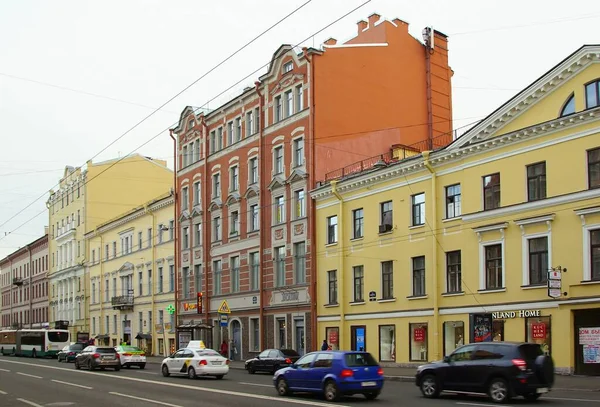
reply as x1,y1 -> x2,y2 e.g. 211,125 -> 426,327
12,277 -> 23,286
111,295 -> 134,310
56,225 -> 76,242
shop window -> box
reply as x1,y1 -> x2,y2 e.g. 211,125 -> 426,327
526,316 -> 551,355
379,325 -> 395,362
326,327 -> 339,351
409,323 -> 428,361
493,320 -> 505,342
351,326 -> 366,351
443,321 -> 464,356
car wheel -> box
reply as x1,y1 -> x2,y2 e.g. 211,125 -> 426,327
247,365 -> 255,374
115,366 -> 120,372
276,378 -> 291,396
75,360 -> 80,370
524,393 -> 542,401
139,364 -> 146,370
88,360 -> 95,371
125,365 -> 131,369
31,349 -> 37,358
188,367 -> 197,379
161,365 -> 170,377
324,380 -> 340,402
420,374 -> 440,398
365,391 -> 380,400
488,377 -> 510,403
215,375 -> 224,380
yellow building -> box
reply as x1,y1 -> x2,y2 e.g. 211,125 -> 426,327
312,45 -> 600,375
85,192 -> 176,356
47,154 -> 172,341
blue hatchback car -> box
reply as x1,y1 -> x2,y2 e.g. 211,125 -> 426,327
273,351 -> 384,402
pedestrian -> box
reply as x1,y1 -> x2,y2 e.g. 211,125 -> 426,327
229,339 -> 235,360
220,339 -> 228,358
321,340 -> 328,351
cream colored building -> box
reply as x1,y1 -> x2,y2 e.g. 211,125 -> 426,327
85,192 -> 176,355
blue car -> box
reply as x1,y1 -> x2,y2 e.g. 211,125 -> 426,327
273,351 -> 384,402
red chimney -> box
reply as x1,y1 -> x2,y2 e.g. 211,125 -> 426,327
368,13 -> 380,27
357,19 -> 367,34
324,37 -> 337,46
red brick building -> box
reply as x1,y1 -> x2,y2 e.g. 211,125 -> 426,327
171,14 -> 453,359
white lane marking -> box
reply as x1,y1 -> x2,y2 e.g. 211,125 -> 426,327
16,372 -> 42,379
456,403 -> 508,407
17,399 -> 44,407
0,359 -> 350,407
546,396 -> 600,403
239,382 -> 273,388
136,371 -> 158,375
51,379 -> 93,390
109,392 -> 183,407
0,390 -> 7,395
0,368 -> 10,372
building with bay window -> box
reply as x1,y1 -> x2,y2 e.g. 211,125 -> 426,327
313,45 -> 600,375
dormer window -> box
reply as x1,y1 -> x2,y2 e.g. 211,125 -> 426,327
560,93 -> 575,117
188,118 -> 195,129
586,80 -> 600,109
283,61 -> 293,73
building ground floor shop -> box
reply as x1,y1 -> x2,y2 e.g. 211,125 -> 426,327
318,300 -> 600,375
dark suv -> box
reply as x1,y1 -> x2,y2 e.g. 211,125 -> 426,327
415,342 -> 554,403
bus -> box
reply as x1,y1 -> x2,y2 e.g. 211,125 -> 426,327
0,329 -> 70,358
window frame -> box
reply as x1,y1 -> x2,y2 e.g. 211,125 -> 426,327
327,270 -> 338,305
274,146 -> 284,175
352,208 -> 364,239
381,260 -> 394,300
445,184 -> 461,219
528,236 -> 549,286
484,243 -> 503,290
587,147 -> 600,189
353,265 -> 364,302
483,173 -> 501,210
411,193 -> 425,226
446,251 -> 462,293
411,256 -> 426,297
326,215 -> 338,244
585,79 -> 600,109
526,162 -> 547,202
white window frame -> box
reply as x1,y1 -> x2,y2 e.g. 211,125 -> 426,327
229,165 -> 239,192
273,145 -> 284,175
274,195 -> 285,224
478,238 -> 506,291
249,316 -> 261,353
273,314 -> 288,349
516,217 -> 553,286
582,221 -> 600,281
247,197 -> 259,233
212,172 -> 221,199
212,215 -> 222,242
292,136 -> 304,168
193,181 -> 201,206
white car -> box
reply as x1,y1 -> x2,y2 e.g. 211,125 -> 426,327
115,345 -> 146,369
161,348 -> 229,379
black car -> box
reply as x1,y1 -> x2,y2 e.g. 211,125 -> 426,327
75,346 -> 121,371
57,343 -> 86,363
415,342 -> 554,403
245,349 -> 300,374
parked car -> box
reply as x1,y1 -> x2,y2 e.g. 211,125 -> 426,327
57,343 -> 86,363
273,351 -> 384,402
115,345 -> 146,369
245,349 -> 300,374
415,342 -> 554,403
74,346 -> 121,371
161,348 -> 229,379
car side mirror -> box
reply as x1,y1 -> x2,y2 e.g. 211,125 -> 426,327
443,356 -> 451,363
291,363 -> 298,369
256,355 -> 260,359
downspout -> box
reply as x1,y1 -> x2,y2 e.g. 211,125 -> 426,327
422,150 -> 439,361
254,81 -> 265,350
330,180 -> 345,350
425,44 -> 433,150
98,234 -> 104,338
169,130 -> 179,349
9,258 -> 13,327
149,207 -> 156,354
201,121 -> 210,339
27,246 -> 32,329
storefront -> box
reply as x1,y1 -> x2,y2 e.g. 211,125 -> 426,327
573,308 -> 600,375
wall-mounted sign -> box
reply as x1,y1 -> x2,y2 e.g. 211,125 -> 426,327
548,267 -> 564,298
282,291 -> 300,302
579,327 -> 600,345
369,291 -> 376,302
531,323 -> 546,339
182,303 -> 197,311
413,328 -> 425,342
491,309 -> 541,319
470,313 -> 492,343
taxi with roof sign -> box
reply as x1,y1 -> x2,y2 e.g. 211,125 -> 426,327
115,345 -> 146,369
161,344 -> 229,380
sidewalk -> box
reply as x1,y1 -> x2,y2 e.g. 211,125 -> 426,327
146,357 -> 600,392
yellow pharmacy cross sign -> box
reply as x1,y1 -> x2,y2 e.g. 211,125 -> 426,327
217,300 -> 231,314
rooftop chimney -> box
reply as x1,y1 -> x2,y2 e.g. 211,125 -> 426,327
368,13 -> 381,27
357,19 -> 367,34
324,37 -> 337,46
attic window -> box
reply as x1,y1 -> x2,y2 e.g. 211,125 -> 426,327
585,80 -> 600,109
283,62 -> 293,73
188,119 -> 195,129
560,94 -> 575,117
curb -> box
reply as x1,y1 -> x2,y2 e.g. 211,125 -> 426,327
384,375 -> 414,383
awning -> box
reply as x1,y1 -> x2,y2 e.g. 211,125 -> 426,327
177,323 -> 213,330
135,333 -> 152,340
95,334 -> 109,339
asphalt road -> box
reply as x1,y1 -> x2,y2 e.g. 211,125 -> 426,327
1,357 -> 600,407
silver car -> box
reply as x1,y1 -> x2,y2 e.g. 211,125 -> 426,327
75,346 -> 121,371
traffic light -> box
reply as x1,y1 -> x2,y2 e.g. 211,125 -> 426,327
197,292 -> 203,314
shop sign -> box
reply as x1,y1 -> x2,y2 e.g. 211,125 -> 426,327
548,268 -> 563,299
328,329 -> 339,345
583,345 -> 600,364
470,313 -> 493,342
491,309 -> 541,319
531,323 -> 546,339
579,327 -> 600,345
183,302 -> 197,311
413,328 -> 425,342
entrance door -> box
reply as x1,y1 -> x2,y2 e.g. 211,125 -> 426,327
231,320 -> 241,361
574,309 -> 600,375
294,319 -> 305,356
351,326 -> 367,351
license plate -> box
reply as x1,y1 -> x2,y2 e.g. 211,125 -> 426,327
212,361 -> 222,365
537,387 -> 548,394
103,356 -> 115,360
361,381 -> 376,387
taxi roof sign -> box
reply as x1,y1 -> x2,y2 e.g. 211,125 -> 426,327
217,300 -> 231,314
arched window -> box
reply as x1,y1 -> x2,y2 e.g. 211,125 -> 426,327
586,79 -> 600,109
560,93 -> 575,117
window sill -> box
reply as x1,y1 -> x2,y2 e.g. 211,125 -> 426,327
349,301 -> 365,306
409,224 -> 425,230
324,303 -> 339,308
441,291 -> 465,297
407,295 -> 428,300
247,230 -> 260,237
377,298 -> 396,303
350,237 -> 364,242
520,284 -> 547,290
477,288 -> 506,294
442,216 -> 462,223
378,231 -> 393,236
325,242 -> 338,248
578,280 -> 600,285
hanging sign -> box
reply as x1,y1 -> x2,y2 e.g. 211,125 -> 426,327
548,268 -> 563,299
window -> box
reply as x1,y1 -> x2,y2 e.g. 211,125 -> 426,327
380,201 -> 393,232
105,279 -> 109,302
249,252 -> 259,291
379,325 -> 395,362
412,256 -> 426,297
529,237 -> 548,285
147,269 -> 152,298
235,117 -> 241,142
213,261 -> 222,295
274,96 -> 282,122
147,228 -> 152,248
275,196 -> 285,224
294,190 -> 305,218
443,321 -> 465,356
193,182 -> 200,205
194,223 -> 201,246
560,94 -> 575,116
526,316 -> 551,355
409,323 -> 428,361
586,80 -> 600,109
158,267 -> 164,293
246,111 -> 254,137
157,226 -> 164,244
112,241 -> 117,258
485,244 -> 503,289
169,265 -> 175,292
212,173 -> 221,198
411,193 -> 425,226
327,270 -> 337,305
275,246 -> 285,287
230,166 -> 239,191
217,127 -> 223,150
446,251 -> 462,293
250,318 -> 260,352
293,138 -> 304,167
527,162 -> 546,201
249,157 -> 258,184
353,265 -> 364,302
77,209 -> 81,226
352,208 -> 364,239
230,256 -> 240,293
274,146 -> 283,174
213,217 -> 221,242
295,84 -> 303,112
169,220 -> 174,240
313,352 -> 333,368
294,242 -> 306,284
254,108 -> 260,133
209,131 -> 216,153
182,145 -> 188,167
138,271 -> 143,296
113,315 -> 117,334
381,260 -> 394,299
326,215 -> 338,244
194,264 -> 202,295
138,232 -> 142,250
92,283 -> 96,303
250,204 -> 259,231
112,277 -> 117,298
283,61 -> 293,73
230,211 -> 239,235
182,227 -> 189,249
588,148 -> 600,189
277,318 -> 286,348
445,184 -> 461,218
482,173 -> 501,210
284,90 -> 293,118
227,121 -> 234,146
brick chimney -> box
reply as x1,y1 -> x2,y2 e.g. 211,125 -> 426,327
357,19 -> 367,34
324,37 -> 337,46
368,13 -> 381,27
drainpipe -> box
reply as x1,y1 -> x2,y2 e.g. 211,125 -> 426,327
330,180 -> 345,350
27,246 -> 32,329
9,258 -> 13,327
422,150 -> 439,361
169,130 -> 179,349
149,206 -> 156,354
98,234 -> 104,338
200,120 -> 210,343
424,41 -> 433,150
254,81 -> 266,350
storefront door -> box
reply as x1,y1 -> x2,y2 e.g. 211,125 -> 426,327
294,319 -> 305,356
574,309 -> 600,375
351,326 -> 366,351
231,320 -> 241,361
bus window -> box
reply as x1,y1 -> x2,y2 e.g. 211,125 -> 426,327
48,331 -> 69,343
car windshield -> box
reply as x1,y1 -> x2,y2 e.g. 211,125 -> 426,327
344,352 -> 379,367
70,344 -> 84,351
281,349 -> 300,357
195,349 -> 220,357
96,348 -> 116,354
120,346 -> 142,352
519,344 -> 543,361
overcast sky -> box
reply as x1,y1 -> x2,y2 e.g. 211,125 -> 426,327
0,0 -> 599,258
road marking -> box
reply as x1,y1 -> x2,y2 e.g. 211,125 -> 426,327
239,382 -> 273,388
16,372 -> 42,379
136,371 -> 158,375
51,379 -> 93,390
546,396 -> 600,403
0,390 -> 7,395
109,392 -> 183,407
0,359 -> 350,407
0,368 -> 10,372
17,399 -> 44,407
456,403 -> 509,407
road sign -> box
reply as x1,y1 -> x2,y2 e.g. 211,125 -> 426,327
217,300 -> 231,314
166,304 -> 175,315
220,314 -> 228,327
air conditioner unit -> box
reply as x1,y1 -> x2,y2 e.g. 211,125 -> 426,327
378,223 -> 392,234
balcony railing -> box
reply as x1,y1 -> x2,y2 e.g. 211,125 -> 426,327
12,277 -> 23,286
111,295 -> 134,310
